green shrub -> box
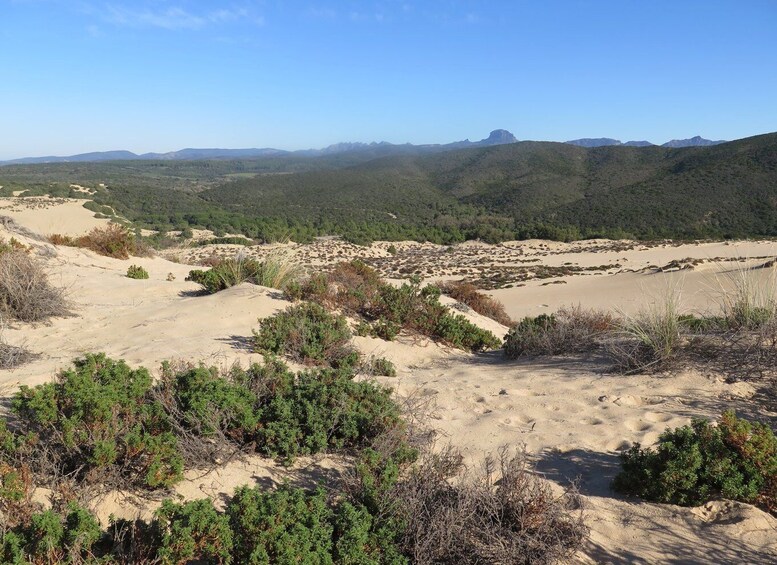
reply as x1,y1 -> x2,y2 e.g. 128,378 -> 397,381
228,485 -> 334,564
258,368 -> 403,462
366,357 -> 397,377
613,411 -> 777,513
155,499 -> 234,564
9,353 -> 183,490
296,263 -> 501,353
164,364 -> 261,442
253,302 -> 357,367
0,503 -> 102,564
126,264 -> 149,279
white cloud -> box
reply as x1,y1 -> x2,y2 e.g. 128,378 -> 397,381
101,3 -> 260,31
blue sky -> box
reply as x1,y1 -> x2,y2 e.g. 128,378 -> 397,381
1,0 -> 776,159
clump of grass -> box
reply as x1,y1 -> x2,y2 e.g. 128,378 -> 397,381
0,249 -> 69,323
504,306 -> 614,358
613,410 -> 777,514
126,264 -> 149,279
439,280 -> 514,326
714,262 -> 777,330
253,303 -> 358,367
608,291 -> 682,373
187,250 -> 301,293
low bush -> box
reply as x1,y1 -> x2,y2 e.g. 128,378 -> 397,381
439,280 -> 514,326
8,353 -> 183,491
49,224 -> 141,259
0,249 -> 69,323
253,302 -> 357,367
365,356 -> 397,377
187,252 -> 301,293
613,411 -> 777,513
504,306 -> 614,358
126,264 -> 149,279
294,262 -> 501,353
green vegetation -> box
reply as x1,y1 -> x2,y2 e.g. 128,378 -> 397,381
0,351 -> 587,563
126,264 -> 149,279
0,353 -> 405,503
613,411 -> 776,514
292,261 -> 501,352
186,253 -> 301,293
253,303 -> 357,368
3,133 -> 777,243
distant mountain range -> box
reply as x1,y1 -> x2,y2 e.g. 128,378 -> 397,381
566,136 -> 726,148
0,129 -> 728,165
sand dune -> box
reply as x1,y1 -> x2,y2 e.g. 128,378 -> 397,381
1,198 -> 775,563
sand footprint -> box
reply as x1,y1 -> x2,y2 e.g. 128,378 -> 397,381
625,419 -> 653,433
643,411 -> 673,424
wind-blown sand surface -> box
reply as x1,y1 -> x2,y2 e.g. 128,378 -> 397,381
1,197 -> 775,563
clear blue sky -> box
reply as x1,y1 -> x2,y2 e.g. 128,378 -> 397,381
1,0 -> 775,159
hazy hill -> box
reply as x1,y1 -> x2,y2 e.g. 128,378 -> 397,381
1,132 -> 775,243
662,136 -> 726,147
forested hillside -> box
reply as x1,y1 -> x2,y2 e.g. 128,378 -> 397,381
1,133 -> 775,243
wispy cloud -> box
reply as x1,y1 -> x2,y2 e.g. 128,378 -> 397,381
100,3 -> 261,31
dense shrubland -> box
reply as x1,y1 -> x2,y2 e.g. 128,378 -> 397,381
0,352 -> 587,563
283,261 -> 501,353
6,133 -> 776,244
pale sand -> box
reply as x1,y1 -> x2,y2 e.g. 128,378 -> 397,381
1,198 -> 775,562
0,196 -> 110,236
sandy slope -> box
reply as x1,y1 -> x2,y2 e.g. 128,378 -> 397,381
1,199 -> 775,563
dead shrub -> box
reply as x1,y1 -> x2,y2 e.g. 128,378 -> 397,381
504,305 -> 614,358
439,281 -> 514,326
346,445 -> 587,565
49,224 -> 140,259
0,250 -> 69,323
0,338 -> 37,369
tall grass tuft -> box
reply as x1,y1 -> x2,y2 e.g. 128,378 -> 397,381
609,289 -> 682,373
713,261 -> 777,330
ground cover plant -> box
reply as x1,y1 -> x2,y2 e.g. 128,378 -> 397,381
613,411 -> 777,514
0,352 -> 405,506
126,264 -> 149,279
48,224 -> 142,259
253,302 -> 358,368
288,261 -> 501,353
0,437 -> 587,564
187,251 -> 301,293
